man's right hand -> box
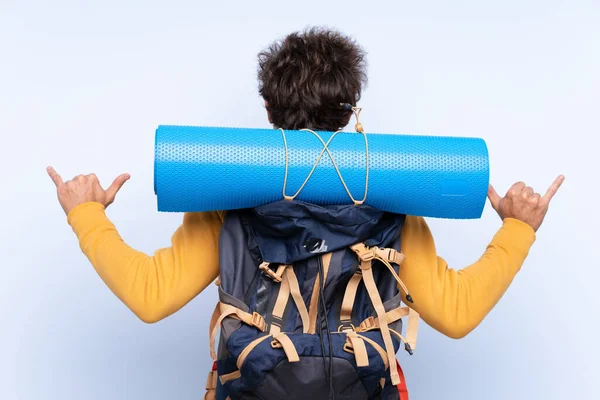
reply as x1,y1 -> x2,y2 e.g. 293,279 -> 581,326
47,166 -> 130,215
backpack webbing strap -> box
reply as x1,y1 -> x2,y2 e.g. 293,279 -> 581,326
259,262 -> 287,282
344,331 -> 369,367
286,268 -> 310,333
360,261 -> 402,385
357,306 -> 419,350
343,331 -> 390,370
351,243 -> 413,303
308,253 -> 332,334
209,302 -> 267,361
406,307 -> 419,350
235,333 -> 300,371
357,308 -> 408,331
269,266 -> 290,334
373,247 -> 406,266
357,334 -> 389,370
269,266 -> 310,335
205,369 -> 217,391
349,242 -> 419,346
340,245 -> 411,330
219,370 -> 241,385
271,333 -> 300,362
236,335 -> 271,369
339,271 -> 363,329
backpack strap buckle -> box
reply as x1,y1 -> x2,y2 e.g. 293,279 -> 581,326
271,333 -> 300,363
337,321 -> 356,332
251,311 -> 267,331
259,262 -> 288,282
350,243 -> 375,262
374,247 -> 406,265
359,316 -> 377,331
344,331 -> 370,367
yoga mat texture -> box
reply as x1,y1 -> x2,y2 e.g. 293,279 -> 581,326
154,125 -> 489,219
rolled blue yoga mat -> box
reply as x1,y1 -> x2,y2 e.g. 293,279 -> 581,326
154,125 -> 489,219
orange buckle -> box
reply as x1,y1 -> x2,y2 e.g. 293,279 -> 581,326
251,312 -> 266,332
259,262 -> 283,283
351,244 -> 375,262
385,248 -> 405,265
359,316 -> 377,331
343,342 -> 355,354
387,248 -> 398,261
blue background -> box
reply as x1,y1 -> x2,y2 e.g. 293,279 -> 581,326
1,1 -> 597,399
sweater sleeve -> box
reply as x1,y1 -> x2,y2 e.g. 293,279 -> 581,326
399,216 -> 536,339
67,202 -> 223,323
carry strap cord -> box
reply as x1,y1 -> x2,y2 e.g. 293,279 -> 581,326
280,106 -> 369,205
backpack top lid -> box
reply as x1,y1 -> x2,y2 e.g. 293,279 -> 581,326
238,199 -> 405,266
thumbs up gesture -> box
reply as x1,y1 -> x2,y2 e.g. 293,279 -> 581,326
488,175 -> 565,232
47,166 -> 131,215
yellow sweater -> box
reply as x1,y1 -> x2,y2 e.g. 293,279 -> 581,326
67,202 -> 536,339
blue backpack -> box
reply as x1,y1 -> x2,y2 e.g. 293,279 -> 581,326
205,200 -> 419,400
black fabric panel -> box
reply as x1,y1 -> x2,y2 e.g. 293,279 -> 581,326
219,212 -> 262,302
241,357 -> 370,400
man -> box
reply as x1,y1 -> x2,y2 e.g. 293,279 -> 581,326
48,27 -> 563,395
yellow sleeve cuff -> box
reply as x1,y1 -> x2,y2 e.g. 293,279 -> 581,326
66,202 -> 108,237
494,217 -> 537,256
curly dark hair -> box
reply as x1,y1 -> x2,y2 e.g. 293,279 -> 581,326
258,27 -> 368,131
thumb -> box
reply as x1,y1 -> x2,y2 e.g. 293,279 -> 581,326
105,173 -> 131,204
487,184 -> 502,211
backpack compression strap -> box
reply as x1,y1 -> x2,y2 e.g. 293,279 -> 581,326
356,307 -> 419,352
340,245 -> 419,351
307,253 -> 333,334
262,263 -> 310,335
209,302 -> 267,361
350,243 -> 420,386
